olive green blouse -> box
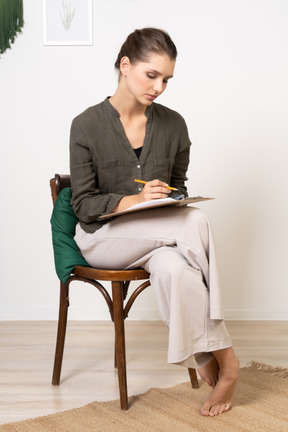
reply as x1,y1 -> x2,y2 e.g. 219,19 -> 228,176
70,97 -> 191,233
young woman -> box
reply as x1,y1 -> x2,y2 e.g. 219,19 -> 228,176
70,28 -> 239,417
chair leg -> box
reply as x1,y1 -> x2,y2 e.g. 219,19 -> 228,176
112,281 -> 128,410
114,340 -> 117,369
52,282 -> 69,385
188,368 -> 199,389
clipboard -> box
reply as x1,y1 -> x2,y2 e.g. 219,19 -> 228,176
98,196 -> 214,220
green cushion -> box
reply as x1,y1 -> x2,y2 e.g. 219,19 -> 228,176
50,187 -> 90,283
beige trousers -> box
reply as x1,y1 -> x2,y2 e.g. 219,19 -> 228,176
75,206 -> 232,369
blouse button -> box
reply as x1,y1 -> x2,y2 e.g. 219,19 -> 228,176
137,164 -> 141,168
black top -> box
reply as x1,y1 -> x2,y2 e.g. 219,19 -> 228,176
134,147 -> 143,159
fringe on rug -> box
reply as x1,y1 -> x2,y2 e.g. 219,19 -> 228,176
247,361 -> 288,378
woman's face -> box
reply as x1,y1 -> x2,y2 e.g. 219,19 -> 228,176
120,52 -> 175,106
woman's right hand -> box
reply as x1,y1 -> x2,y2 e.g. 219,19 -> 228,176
138,179 -> 171,202
111,179 -> 171,213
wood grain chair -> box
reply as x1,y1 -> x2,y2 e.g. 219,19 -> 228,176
50,173 -> 199,410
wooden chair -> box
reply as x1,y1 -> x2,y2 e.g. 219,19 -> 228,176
50,174 -> 199,410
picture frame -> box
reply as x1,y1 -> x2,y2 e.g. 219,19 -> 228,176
42,0 -> 93,46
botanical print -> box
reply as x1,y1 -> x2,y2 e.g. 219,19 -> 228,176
43,0 -> 92,45
60,0 -> 77,31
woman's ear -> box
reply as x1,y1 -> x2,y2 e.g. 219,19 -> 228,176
120,56 -> 131,76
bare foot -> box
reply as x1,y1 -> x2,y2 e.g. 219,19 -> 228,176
198,357 -> 219,388
200,348 -> 239,417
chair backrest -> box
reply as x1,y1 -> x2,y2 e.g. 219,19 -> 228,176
50,174 -> 71,205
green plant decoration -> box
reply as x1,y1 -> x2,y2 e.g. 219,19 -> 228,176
0,0 -> 24,56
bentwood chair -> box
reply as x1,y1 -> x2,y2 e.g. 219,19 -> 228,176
50,173 -> 199,410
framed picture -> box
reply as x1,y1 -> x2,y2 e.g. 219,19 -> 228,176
43,0 -> 93,46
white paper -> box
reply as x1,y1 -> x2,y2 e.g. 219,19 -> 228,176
127,197 -> 176,211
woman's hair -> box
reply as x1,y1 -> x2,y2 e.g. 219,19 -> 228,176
114,28 -> 177,72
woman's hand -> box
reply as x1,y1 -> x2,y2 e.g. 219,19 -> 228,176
138,179 -> 171,202
111,179 -> 171,213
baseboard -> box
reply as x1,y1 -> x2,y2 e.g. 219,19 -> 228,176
0,308 -> 287,321
0,308 -> 161,321
223,308 -> 288,320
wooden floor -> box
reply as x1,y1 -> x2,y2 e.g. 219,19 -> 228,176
1,320 -> 288,424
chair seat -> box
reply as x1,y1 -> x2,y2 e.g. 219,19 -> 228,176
73,266 -> 150,281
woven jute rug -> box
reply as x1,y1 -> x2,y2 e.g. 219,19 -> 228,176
1,362 -> 288,432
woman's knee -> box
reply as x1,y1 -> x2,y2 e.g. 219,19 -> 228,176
148,249 -> 202,288
146,248 -> 187,275
186,207 -> 209,226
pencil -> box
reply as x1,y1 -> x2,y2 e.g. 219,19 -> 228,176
133,179 -> 178,191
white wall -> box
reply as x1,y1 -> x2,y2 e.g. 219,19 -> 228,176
1,0 -> 287,320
